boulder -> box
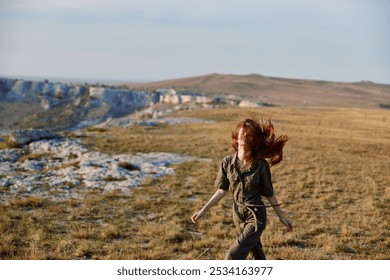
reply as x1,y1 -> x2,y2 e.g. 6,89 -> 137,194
238,100 -> 262,108
5,129 -> 60,148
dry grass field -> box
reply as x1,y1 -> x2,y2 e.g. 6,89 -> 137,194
0,106 -> 389,259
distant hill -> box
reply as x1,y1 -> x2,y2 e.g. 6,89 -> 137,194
125,73 -> 390,108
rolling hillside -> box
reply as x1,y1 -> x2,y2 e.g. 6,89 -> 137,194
126,73 -> 390,108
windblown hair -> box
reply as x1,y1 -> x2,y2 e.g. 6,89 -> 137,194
232,116 -> 290,167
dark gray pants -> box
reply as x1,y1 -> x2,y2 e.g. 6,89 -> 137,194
225,204 -> 267,260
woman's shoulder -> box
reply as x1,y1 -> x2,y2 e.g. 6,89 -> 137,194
255,158 -> 270,169
224,153 -> 236,161
221,154 -> 236,165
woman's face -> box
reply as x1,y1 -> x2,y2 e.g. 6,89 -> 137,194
237,127 -> 248,148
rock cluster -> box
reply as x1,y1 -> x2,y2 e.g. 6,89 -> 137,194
96,104 -> 216,128
157,88 -> 216,104
1,78 -> 265,131
5,128 -> 60,147
0,134 -> 199,203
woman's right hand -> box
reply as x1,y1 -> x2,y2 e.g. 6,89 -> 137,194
191,189 -> 227,224
280,217 -> 293,232
191,210 -> 204,223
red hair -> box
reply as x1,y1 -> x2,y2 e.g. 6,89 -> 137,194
232,116 -> 289,166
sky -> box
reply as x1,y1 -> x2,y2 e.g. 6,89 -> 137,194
0,0 -> 389,84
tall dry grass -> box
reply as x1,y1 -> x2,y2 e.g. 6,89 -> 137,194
0,107 -> 389,259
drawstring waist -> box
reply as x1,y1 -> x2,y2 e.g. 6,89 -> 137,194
235,201 -> 282,208
234,201 -> 282,232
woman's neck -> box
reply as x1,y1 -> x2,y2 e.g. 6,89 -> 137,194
237,146 -> 248,164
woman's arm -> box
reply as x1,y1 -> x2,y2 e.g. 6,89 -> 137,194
191,189 -> 228,223
267,194 -> 293,232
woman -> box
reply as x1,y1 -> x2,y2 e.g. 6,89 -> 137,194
191,117 -> 293,260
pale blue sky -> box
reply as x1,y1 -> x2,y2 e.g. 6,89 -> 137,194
0,0 -> 389,83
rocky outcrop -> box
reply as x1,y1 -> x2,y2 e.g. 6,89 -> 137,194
0,78 -> 159,131
0,134 -> 204,203
5,129 -> 60,148
238,100 -> 263,108
0,78 -> 266,131
157,88 -> 216,104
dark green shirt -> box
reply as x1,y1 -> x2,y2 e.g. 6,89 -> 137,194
214,153 -> 274,206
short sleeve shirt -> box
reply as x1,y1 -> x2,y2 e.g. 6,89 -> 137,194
214,153 -> 274,206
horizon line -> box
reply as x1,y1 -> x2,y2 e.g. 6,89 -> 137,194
0,73 -> 388,86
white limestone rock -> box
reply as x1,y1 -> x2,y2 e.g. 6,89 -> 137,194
0,136 -> 201,202
6,129 -> 60,147
238,100 -> 263,108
